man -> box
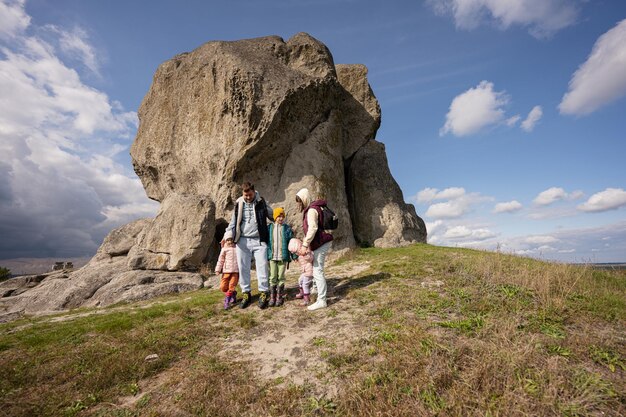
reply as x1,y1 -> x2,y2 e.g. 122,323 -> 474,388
225,182 -> 274,309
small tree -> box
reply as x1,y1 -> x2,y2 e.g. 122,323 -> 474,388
0,267 -> 10,281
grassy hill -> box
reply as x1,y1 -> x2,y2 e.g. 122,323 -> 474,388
1,244 -> 624,416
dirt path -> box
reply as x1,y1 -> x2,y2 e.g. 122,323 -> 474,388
118,260 -> 375,408
222,263 -> 371,396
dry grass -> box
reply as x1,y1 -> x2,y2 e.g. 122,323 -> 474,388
0,244 -> 624,416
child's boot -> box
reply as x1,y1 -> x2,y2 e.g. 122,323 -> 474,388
223,294 -> 230,310
269,285 -> 277,307
276,284 -> 285,307
229,291 -> 237,307
295,286 -> 304,299
301,294 -> 310,306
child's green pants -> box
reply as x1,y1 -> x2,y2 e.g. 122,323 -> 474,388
269,260 -> 287,286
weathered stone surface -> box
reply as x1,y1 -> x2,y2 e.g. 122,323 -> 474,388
0,257 -> 126,316
130,32 -> 425,259
0,273 -> 54,298
93,218 -> 151,261
0,257 -> 205,317
84,270 -> 204,307
335,64 -> 381,159
127,194 -> 215,271
348,140 -> 427,247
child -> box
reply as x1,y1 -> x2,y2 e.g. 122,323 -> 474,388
267,208 -> 294,307
215,231 -> 239,309
288,238 -> 314,306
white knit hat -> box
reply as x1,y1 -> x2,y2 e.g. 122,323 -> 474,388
288,238 -> 302,253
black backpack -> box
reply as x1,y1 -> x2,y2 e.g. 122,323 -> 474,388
320,205 -> 339,230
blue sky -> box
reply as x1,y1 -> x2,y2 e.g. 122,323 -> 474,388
1,0 -> 625,262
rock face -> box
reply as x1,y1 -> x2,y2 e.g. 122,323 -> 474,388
93,218 -> 151,261
0,33 -> 426,320
131,32 -> 426,258
127,194 -> 215,271
0,256 -> 204,321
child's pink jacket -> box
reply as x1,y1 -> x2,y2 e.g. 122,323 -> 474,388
215,246 -> 238,274
296,252 -> 313,276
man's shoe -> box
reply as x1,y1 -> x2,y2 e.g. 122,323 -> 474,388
307,299 -> 327,311
258,291 -> 270,309
239,291 -> 252,309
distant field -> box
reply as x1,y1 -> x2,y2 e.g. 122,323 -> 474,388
588,263 -> 626,270
0,257 -> 91,276
2,254 -> 625,277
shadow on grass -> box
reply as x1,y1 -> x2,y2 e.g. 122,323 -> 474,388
285,272 -> 391,306
281,273 -> 390,303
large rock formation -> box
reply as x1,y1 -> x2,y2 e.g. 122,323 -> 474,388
130,32 -> 425,261
0,33 -> 426,321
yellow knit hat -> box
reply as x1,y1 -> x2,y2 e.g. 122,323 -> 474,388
273,207 -> 285,220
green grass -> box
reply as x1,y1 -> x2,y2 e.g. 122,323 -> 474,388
1,243 -> 624,416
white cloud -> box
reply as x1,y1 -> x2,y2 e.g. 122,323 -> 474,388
421,187 -> 491,219
437,187 -> 466,200
578,188 -> 626,213
427,0 -> 580,38
533,187 -> 567,206
527,207 -> 577,220
415,187 -> 466,203
521,105 -> 542,132
55,26 -> 101,75
444,225 -> 496,241
530,187 -> 585,210
569,190 -> 584,200
525,235 -> 558,244
443,225 -> 472,239
0,0 -> 30,39
440,80 -> 509,137
416,187 -> 439,203
426,220 -> 445,236
493,200 -> 522,213
559,19 -> 626,115
0,1 -> 158,258
506,115 -> 521,126
506,222 -> 626,262
426,200 -> 467,219
532,187 -> 583,206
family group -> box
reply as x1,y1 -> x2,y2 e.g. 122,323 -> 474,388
214,182 -> 333,312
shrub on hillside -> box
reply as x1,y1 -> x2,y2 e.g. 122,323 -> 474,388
0,266 -> 11,281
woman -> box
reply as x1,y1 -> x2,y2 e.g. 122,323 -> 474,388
295,188 -> 333,311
